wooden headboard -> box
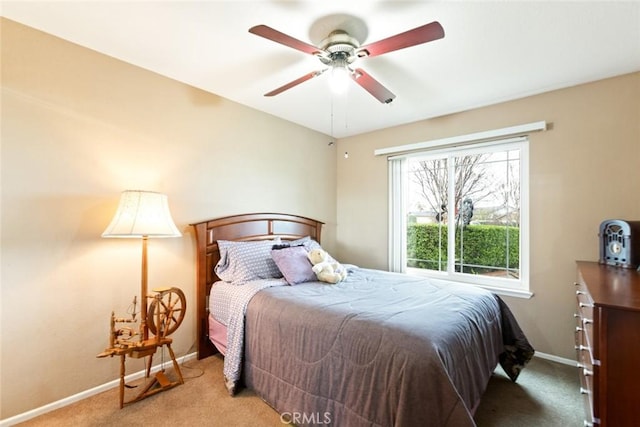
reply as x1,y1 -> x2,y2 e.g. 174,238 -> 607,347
190,213 -> 324,359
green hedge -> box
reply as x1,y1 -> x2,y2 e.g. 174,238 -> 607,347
407,223 -> 519,274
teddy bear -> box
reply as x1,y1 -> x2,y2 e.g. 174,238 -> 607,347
307,248 -> 347,284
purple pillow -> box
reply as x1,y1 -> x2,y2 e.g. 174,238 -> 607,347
271,246 -> 317,285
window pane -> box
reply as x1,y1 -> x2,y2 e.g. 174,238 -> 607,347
454,150 -> 520,279
407,156 -> 448,271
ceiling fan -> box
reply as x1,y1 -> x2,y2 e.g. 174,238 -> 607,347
249,21 -> 444,104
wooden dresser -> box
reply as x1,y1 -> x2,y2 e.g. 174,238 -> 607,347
575,261 -> 640,426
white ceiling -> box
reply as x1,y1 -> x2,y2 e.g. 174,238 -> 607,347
2,1 -> 639,138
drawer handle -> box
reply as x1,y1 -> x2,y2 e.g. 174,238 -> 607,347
575,326 -> 583,332
575,345 -> 589,352
576,290 -> 586,295
579,302 -> 593,308
583,422 -> 593,427
583,368 -> 594,376
580,387 -> 590,395
582,318 -> 593,325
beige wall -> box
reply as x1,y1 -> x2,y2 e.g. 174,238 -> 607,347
0,19 -> 337,419
336,71 -> 640,361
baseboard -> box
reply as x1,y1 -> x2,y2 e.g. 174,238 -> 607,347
534,351 -> 578,367
0,352 -> 198,427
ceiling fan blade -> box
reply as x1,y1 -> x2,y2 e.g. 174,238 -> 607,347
357,21 -> 444,58
249,25 -> 321,56
350,68 -> 396,104
264,70 -> 326,97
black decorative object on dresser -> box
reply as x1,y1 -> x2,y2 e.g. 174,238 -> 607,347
575,261 -> 640,426
598,220 -> 640,269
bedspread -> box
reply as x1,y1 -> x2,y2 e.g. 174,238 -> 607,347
241,268 -> 533,426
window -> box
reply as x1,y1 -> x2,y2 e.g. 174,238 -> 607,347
389,137 -> 530,297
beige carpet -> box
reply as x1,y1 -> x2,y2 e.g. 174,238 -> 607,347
475,357 -> 583,427
16,355 -> 582,426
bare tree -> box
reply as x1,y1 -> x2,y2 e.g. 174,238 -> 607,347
411,154 -> 491,223
411,158 -> 448,220
494,161 -> 520,226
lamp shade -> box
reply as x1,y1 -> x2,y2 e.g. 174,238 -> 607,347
102,190 -> 181,238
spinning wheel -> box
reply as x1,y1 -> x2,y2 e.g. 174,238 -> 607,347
147,287 -> 186,338
97,286 -> 187,408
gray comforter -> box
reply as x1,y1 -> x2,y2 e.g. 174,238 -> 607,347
241,268 -> 533,427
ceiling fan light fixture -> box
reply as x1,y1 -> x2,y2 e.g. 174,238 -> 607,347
329,60 -> 351,94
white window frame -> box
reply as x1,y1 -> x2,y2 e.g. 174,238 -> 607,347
388,137 -> 532,299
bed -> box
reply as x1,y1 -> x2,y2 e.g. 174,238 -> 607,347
192,213 -> 534,427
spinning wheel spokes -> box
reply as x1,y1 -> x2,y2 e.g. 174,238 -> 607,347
147,287 -> 186,338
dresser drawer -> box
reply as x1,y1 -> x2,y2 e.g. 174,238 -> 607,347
576,327 -> 597,424
575,327 -> 593,373
579,374 -> 597,425
575,282 -> 594,320
575,283 -> 598,363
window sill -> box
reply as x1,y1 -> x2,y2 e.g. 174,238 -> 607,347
475,284 -> 533,299
406,268 -> 533,299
